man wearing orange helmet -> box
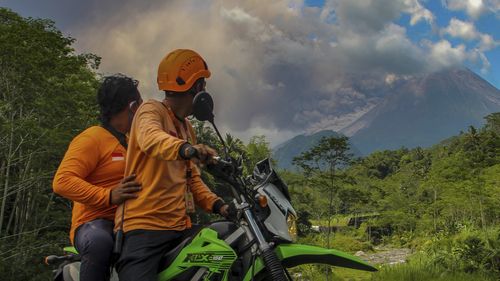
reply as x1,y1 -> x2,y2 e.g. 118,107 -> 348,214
114,49 -> 229,280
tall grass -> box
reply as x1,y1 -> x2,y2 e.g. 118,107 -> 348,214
292,227 -> 500,280
370,261 -> 497,281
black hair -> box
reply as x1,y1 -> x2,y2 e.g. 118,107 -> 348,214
97,73 -> 139,124
164,78 -> 205,98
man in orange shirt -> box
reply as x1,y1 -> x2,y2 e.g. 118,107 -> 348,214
53,74 -> 142,281
115,50 -> 228,281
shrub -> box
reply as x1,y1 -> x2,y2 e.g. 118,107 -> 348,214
422,227 -> 500,274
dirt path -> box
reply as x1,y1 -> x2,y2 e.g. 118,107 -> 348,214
354,247 -> 412,265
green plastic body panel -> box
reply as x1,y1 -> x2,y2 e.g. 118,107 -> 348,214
63,246 -> 78,255
243,243 -> 377,281
158,228 -> 237,281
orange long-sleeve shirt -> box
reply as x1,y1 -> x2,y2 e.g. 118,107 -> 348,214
115,99 -> 221,233
53,126 -> 126,244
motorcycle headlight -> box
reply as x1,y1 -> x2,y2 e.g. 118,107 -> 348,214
287,213 -> 297,241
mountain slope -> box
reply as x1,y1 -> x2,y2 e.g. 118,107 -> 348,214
344,68 -> 500,154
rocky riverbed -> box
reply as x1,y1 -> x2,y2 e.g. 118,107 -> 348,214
355,247 -> 413,265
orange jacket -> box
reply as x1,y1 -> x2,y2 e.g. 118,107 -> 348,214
115,99 -> 221,233
53,126 -> 126,244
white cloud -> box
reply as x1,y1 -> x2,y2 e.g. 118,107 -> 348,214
494,0 -> 500,14
442,18 -> 499,50
442,0 -> 500,19
443,18 -> 479,40
477,50 -> 492,73
479,33 -> 499,51
404,0 -> 436,25
328,0 -> 434,33
424,38 -> 496,74
444,0 -> 485,18
427,40 -> 468,69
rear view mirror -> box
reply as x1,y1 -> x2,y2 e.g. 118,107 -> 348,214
192,91 -> 214,122
192,91 -> 229,158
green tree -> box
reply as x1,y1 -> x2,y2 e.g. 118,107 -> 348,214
484,112 -> 500,135
0,8 -> 99,280
292,136 -> 353,281
244,135 -> 272,173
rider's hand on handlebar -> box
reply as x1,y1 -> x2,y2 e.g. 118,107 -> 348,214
110,174 -> 141,205
191,144 -> 218,165
218,202 -> 238,220
219,204 -> 230,218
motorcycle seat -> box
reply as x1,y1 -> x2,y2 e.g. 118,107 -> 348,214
158,225 -> 203,271
158,237 -> 192,271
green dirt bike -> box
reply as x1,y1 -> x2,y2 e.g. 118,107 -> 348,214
45,92 -> 377,280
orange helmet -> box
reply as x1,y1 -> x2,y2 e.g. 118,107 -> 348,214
157,49 -> 211,92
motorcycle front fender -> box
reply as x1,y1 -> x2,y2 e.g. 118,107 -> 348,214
243,243 -> 377,281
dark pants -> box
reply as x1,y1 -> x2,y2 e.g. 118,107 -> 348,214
115,229 -> 184,281
74,219 -> 114,281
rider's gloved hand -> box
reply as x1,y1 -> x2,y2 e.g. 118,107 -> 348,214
226,202 -> 238,220
213,200 -> 230,218
213,200 -> 238,220
179,143 -> 217,165
219,204 -> 230,218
